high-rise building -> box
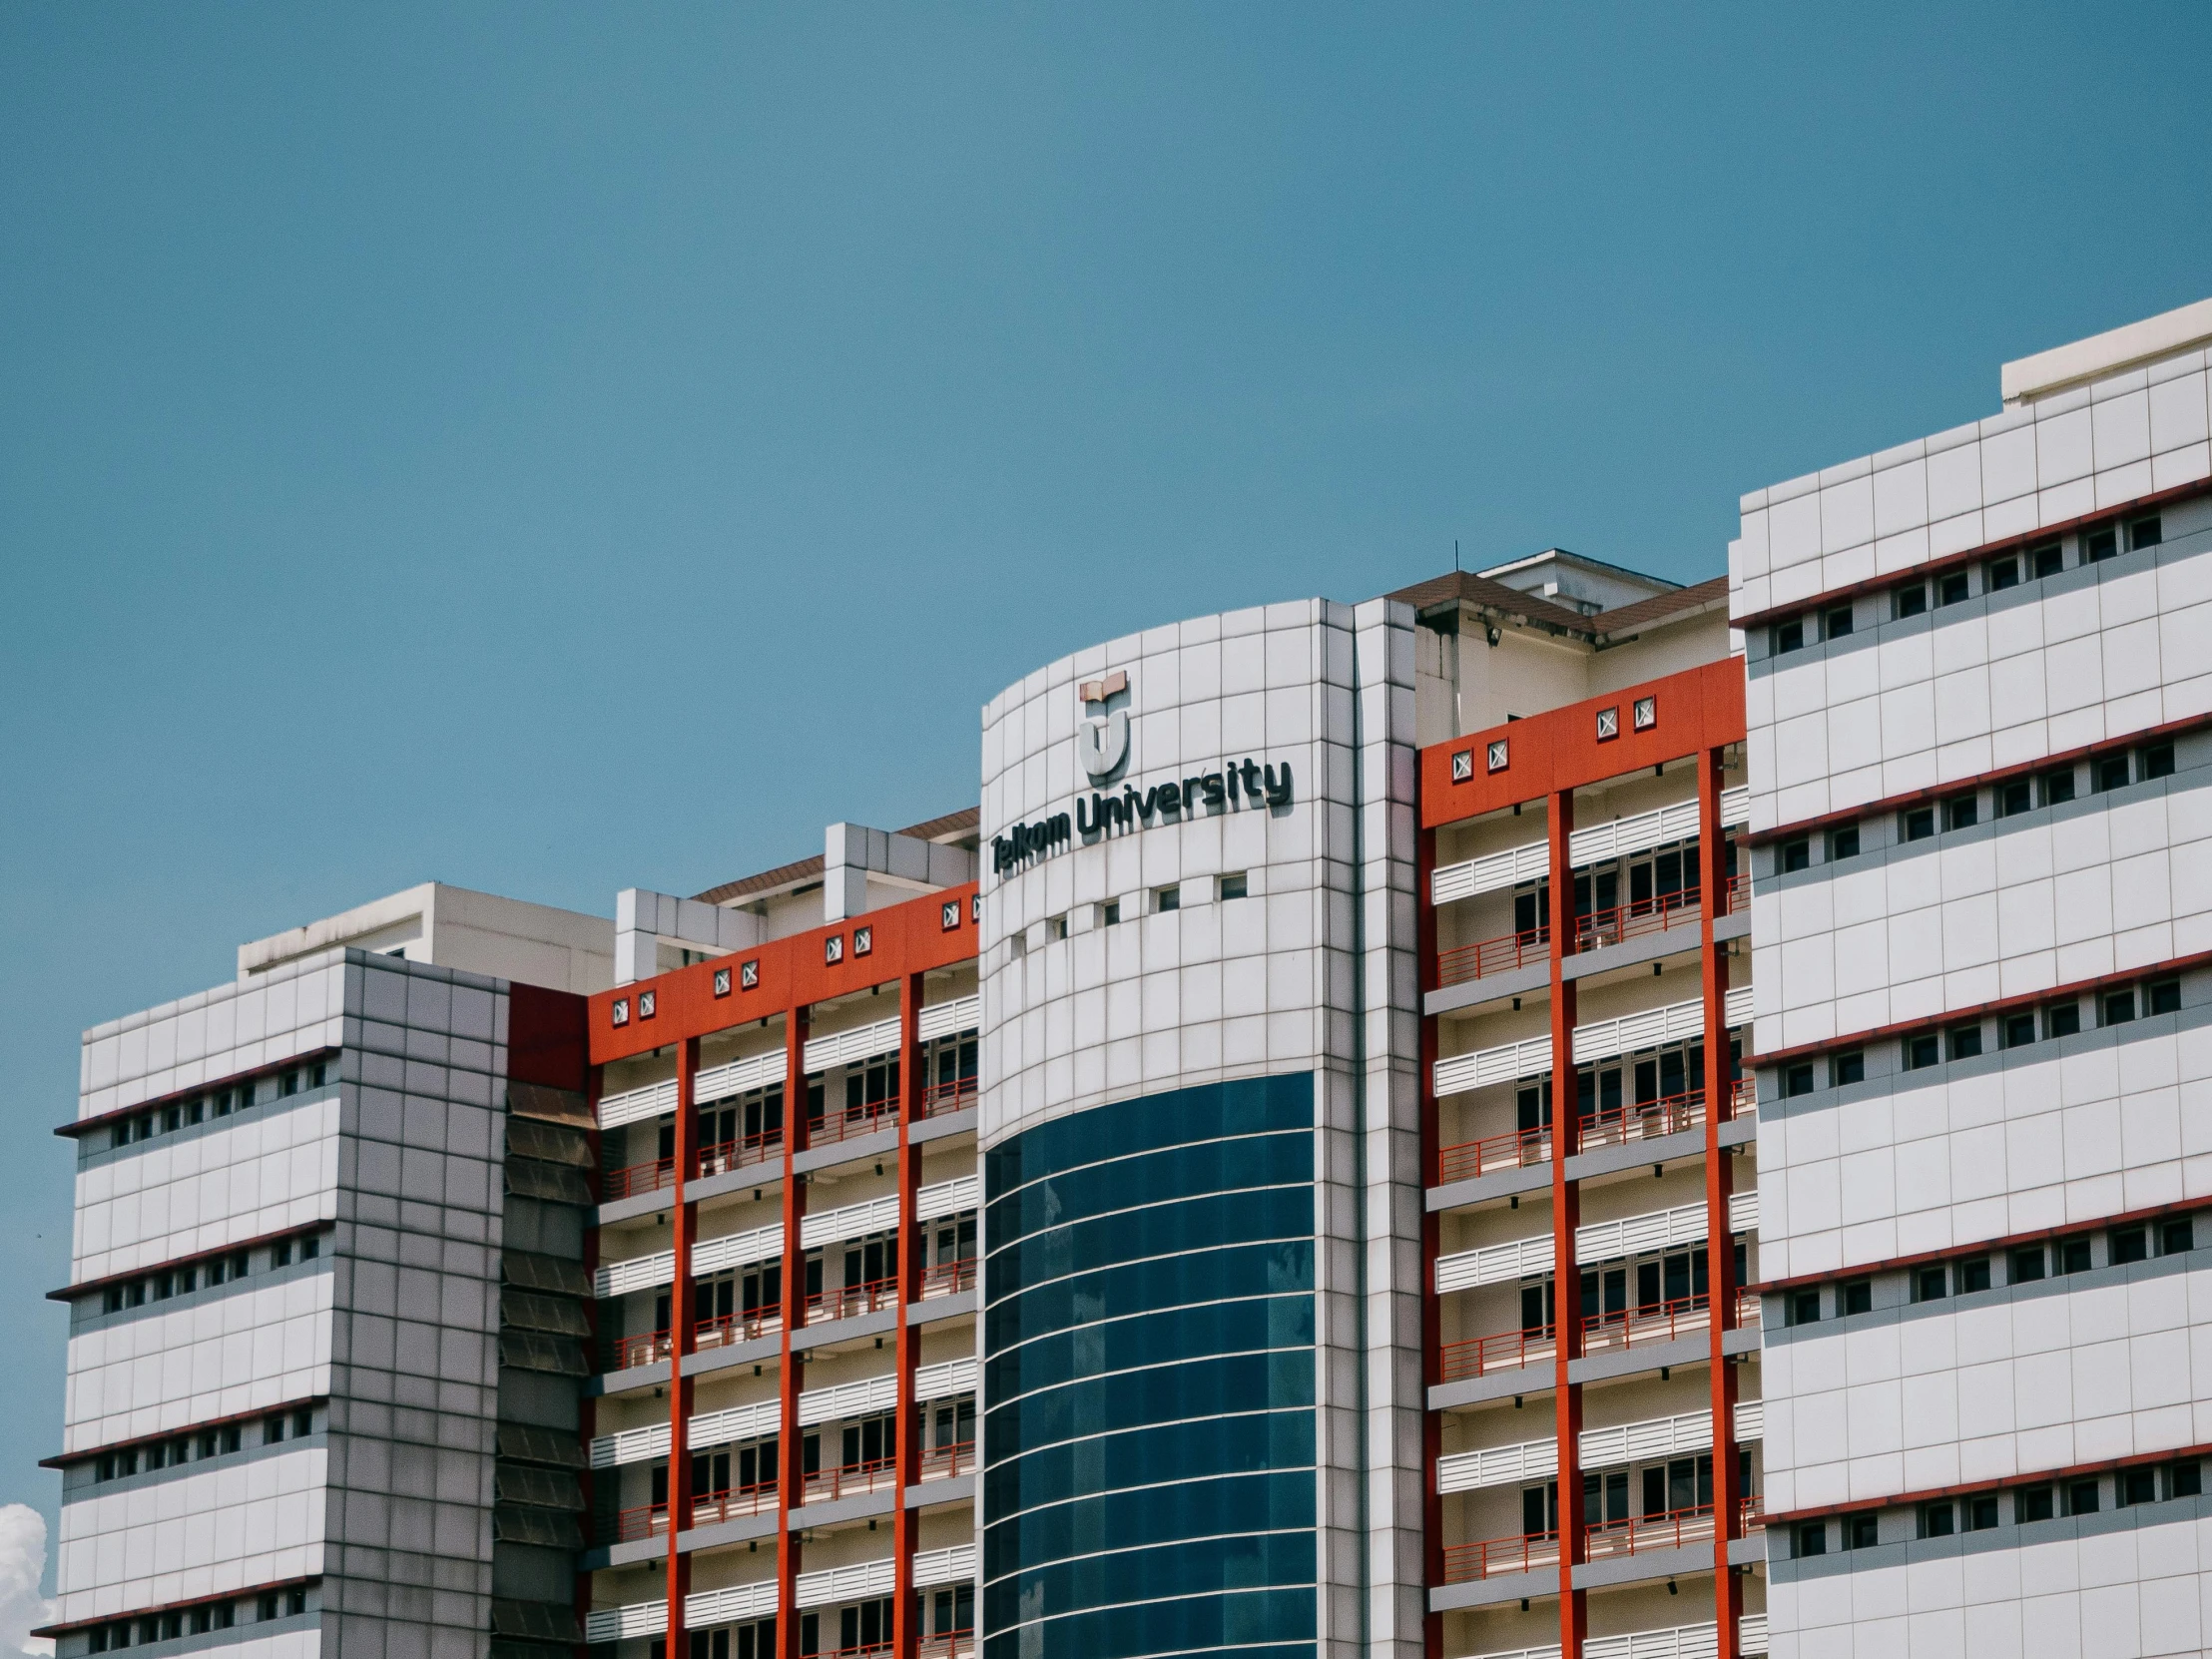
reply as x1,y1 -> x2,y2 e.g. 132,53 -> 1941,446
1737,298 -> 2212,1657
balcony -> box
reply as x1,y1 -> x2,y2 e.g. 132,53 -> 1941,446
918,1439 -> 975,1482
808,1274 -> 899,1324
1584,1501 -> 1714,1561
610,1306 -> 783,1372
1437,926 -> 1549,989
1438,1324 -> 1556,1382
1437,1124 -> 1552,1185
808,1101 -> 900,1151
918,1635 -> 975,1659
614,1478 -> 778,1542
921,1257 -> 977,1300
804,1453 -> 899,1505
920,1075 -> 978,1117
1440,1498 -> 1763,1586
1440,1529 -> 1560,1583
1438,1089 -> 1713,1185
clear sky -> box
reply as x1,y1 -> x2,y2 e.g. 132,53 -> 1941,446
3,0 -> 2209,1576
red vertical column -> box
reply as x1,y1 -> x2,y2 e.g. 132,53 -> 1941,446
1700,748 -> 1742,1655
892,972 -> 925,1659
777,1008 -> 811,1658
1548,791 -> 1584,1659
667,1036 -> 701,1659
1416,824 -> 1444,1659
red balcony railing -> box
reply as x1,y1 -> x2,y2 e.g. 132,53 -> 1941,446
612,1328 -> 674,1371
1584,1502 -> 1714,1559
918,1439 -> 975,1481
1735,1286 -> 1762,1327
815,1643 -> 892,1659
1437,1324 -> 1555,1382
1576,1088 -> 1704,1153
1739,1495 -> 1766,1532
803,1454 -> 898,1505
697,1130 -> 783,1180
1437,1124 -> 1551,1185
614,1478 -> 779,1541
921,1257 -> 978,1300
604,1155 -> 676,1201
918,1633 -> 975,1659
921,1075 -> 978,1117
1581,1294 -> 1710,1356
808,1274 -> 900,1325
1731,1077 -> 1755,1117
808,1100 -> 899,1149
694,1307 -> 782,1353
1436,925 -> 1548,988
1724,871 -> 1749,914
1440,1529 -> 1560,1583
1574,886 -> 1702,953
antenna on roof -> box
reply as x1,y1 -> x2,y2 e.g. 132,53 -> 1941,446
1453,538 -> 1461,573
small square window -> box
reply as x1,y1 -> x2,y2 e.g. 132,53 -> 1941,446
2018,1483 -> 2055,1522
1789,1289 -> 1820,1325
1894,585 -> 1929,619
2172,1462 -> 2203,1498
1823,607 -> 1854,640
1784,1062 -> 1815,1097
2030,541 -> 2064,578
2130,514 -> 2163,551
2056,1236 -> 2092,1274
853,925 -> 873,957
1450,750 -> 1473,783
1633,696 -> 1657,731
1956,1257 -> 1990,1294
1771,621 -> 1804,656
1920,1501 -> 1954,1537
1946,1024 -> 1982,1061
2093,754 -> 2131,792
1942,795 -> 1977,830
1843,1279 -> 1873,1315
1844,1511 -> 1879,1548
1781,838 -> 1810,873
1794,1521 -> 1827,1557
2066,1479 -> 2100,1515
2111,1225 -> 2148,1266
1834,1050 -> 1864,1086
1102,899 -> 1122,926
2141,742 -> 2175,780
1155,885 -> 1181,913
713,966 -> 732,998
2045,1001 -> 2081,1038
972,892 -> 982,922
1994,779 -> 2032,818
1596,705 -> 1621,739
824,934 -> 844,965
2000,1011 -> 2036,1049
740,958 -> 761,989
1219,871 -> 1248,901
2010,1245 -> 2045,1283
2161,1217 -> 2193,1256
1905,1032 -> 1939,1070
1914,1265 -> 1947,1302
1937,571 -> 1969,606
2043,768 -> 2077,806
2118,1467 -> 2158,1507
2085,525 -> 2119,562
1966,1494 -> 2000,1530
1986,556 -> 2019,591
2149,979 -> 2181,1015
1487,739 -> 1509,774
1045,915 -> 1067,942
941,900 -> 961,930
2102,989 -> 2136,1026
637,990 -> 655,1019
1903,806 -> 1936,841
1828,824 -> 1860,860
611,998 -> 630,1027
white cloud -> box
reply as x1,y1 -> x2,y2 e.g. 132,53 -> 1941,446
0,1507 -> 54,1658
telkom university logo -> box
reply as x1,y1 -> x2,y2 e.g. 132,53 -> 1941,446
1076,669 -> 1130,783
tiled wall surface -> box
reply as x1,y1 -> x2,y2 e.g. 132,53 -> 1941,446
80,957 -> 346,1122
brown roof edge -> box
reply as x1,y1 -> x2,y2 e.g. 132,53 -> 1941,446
1383,570 -> 1596,636
690,805 -> 980,905
896,805 -> 980,842
1589,573 -> 1732,639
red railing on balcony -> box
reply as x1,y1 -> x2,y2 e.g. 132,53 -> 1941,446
808,1100 -> 899,1149
1574,886 -> 1703,953
1437,1324 -> 1556,1382
808,1274 -> 900,1324
921,1257 -> 978,1300
1724,871 -> 1749,914
1584,1501 -> 1715,1559
918,1633 -> 975,1659
1440,1529 -> 1560,1583
1736,1286 -> 1762,1327
918,1439 -> 975,1481
694,1307 -> 781,1353
1581,1293 -> 1710,1356
614,1478 -> 779,1541
1739,1495 -> 1765,1531
1577,1088 -> 1704,1153
815,1643 -> 892,1659
804,1453 -> 899,1505
604,1155 -> 676,1202
1437,1124 -> 1551,1185
1731,1077 -> 1755,1117
612,1327 -> 674,1372
1435,925 -> 1548,988
697,1130 -> 783,1180
921,1075 -> 978,1117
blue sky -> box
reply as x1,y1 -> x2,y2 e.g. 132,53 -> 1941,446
3,1 -> 2209,1561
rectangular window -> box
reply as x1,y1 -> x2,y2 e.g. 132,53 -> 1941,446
1772,619 -> 1806,655
301,1235 -> 319,1260
1102,899 -> 1121,925
265,1416 -> 286,1445
1956,1257 -> 1991,1294
1994,779 -> 2032,818
2161,1217 -> 2193,1256
1966,1494 -> 2000,1530
1046,915 -> 1068,941
2173,1462 -> 2203,1499
1999,1011 -> 2036,1049
2056,1236 -> 2092,1275
2018,1483 -> 2055,1522
1843,1279 -> 1873,1316
273,1239 -> 293,1269
1845,1511 -> 1879,1548
2009,1245 -> 2045,1284
1794,1521 -> 1827,1557
2031,541 -> 2064,578
1789,1289 -> 1821,1326
1824,605 -> 1854,639
1946,1024 -> 1982,1061
1937,570 -> 1970,606
2102,989 -> 2137,1026
2094,754 -> 2131,793
2141,742 -> 2176,781
1781,838 -> 1810,872
1218,871 -> 1248,901
1784,1062 -> 1815,1097
1905,1033 -> 1939,1070
1914,1266 -> 1947,1302
1154,886 -> 1180,913
1828,824 -> 1860,860
2043,768 -> 2078,806
1943,794 -> 1977,830
2149,979 -> 2181,1015
2131,515 -> 2163,551
2118,1467 -> 2158,1507
1987,555 -> 2020,591
1834,1050 -> 1865,1086
1920,1501 -> 1954,1537
1901,806 -> 1935,841
2085,525 -> 2119,562
2111,1225 -> 2149,1266
2046,1001 -> 2081,1039
2065,1479 -> 2100,1515
1894,585 -> 1928,619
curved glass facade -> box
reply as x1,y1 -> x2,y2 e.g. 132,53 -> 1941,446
981,1074 -> 1317,1659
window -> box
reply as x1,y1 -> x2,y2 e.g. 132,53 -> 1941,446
1046,915 -> 1067,942
2030,541 -> 2064,578
1966,1494 -> 2000,1530
258,1595 -> 279,1622
2111,1225 -> 2148,1266
2094,754 -> 2131,793
1904,1033 -> 1939,1070
1784,1063 -> 1815,1098
273,1239 -> 293,1269
1828,824 -> 1860,860
1946,1024 -> 1983,1061
2085,524 -> 2119,561
1843,1279 -> 1873,1316
1781,838 -> 1810,872
1154,886 -> 1180,913
1942,794 -> 1977,830
2149,979 -> 2181,1015
2065,1479 -> 2099,1515
1894,584 -> 1928,619
1956,1257 -> 1991,1294
265,1416 -> 287,1445
1902,806 -> 1936,841
2161,1217 -> 2193,1256
2000,1010 -> 2036,1049
2045,1001 -> 2081,1039
2018,1483 -> 2055,1522
1824,605 -> 1854,639
1219,871 -> 1248,901
2130,515 -> 2163,551
2173,1462 -> 2203,1499
1772,619 -> 1805,655
1987,555 -> 2020,591
1920,1501 -> 1954,1537
285,1591 -> 306,1617
2010,1245 -> 2045,1284
292,1408 -> 314,1437
1914,1265 -> 1947,1302
1995,779 -> 2032,818
2043,767 -> 2077,806
2118,1467 -> 2158,1507
1833,1050 -> 1865,1087
1789,1289 -> 1821,1326
1794,1521 -> 1827,1557
1102,899 -> 1121,926
2141,742 -> 2176,781
2055,1235 -> 2092,1275
2102,989 -> 2136,1026
1844,1511 -> 1879,1548
301,1235 -> 319,1260
1937,571 -> 1970,606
